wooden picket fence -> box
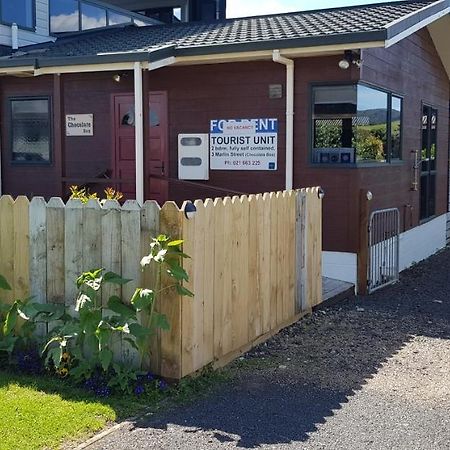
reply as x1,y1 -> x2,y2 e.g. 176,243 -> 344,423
0,188 -> 322,379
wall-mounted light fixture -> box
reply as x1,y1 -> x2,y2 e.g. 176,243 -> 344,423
318,187 -> 325,200
184,202 -> 197,220
338,50 -> 361,70
366,191 -> 373,201
113,74 -> 122,83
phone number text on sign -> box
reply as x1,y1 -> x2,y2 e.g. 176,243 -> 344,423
210,118 -> 278,171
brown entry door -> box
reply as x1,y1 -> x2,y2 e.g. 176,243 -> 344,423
113,92 -> 169,203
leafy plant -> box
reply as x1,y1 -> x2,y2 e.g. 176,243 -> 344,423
42,235 -> 193,393
69,185 -> 123,204
0,275 -> 65,360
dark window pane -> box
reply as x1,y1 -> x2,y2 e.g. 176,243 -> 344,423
355,85 -> 388,163
391,96 -> 402,160
150,109 -> 160,127
1,0 -> 34,28
108,10 -> 132,25
312,85 -> 357,164
122,108 -> 135,127
419,175 -> 428,221
11,99 -> 51,164
430,109 -> 437,171
81,3 -> 107,30
421,105 -> 430,173
50,0 -> 79,33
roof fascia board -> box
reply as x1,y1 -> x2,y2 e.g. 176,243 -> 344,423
35,51 -> 151,68
385,1 -> 450,47
34,61 -> 138,75
173,40 -> 385,66
0,66 -> 34,75
174,30 -> 387,57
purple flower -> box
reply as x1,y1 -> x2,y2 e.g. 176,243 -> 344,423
158,379 -> 168,391
134,384 -> 145,396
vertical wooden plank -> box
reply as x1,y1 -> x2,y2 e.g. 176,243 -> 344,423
247,194 -> 260,341
47,198 -> 65,305
212,198 -> 227,358
121,200 -> 141,302
0,196 -> 15,303
181,200 -> 200,376
285,191 -> 296,319
65,199 -> 84,312
202,199 -> 215,366
101,200 -> 122,306
140,200 -> 161,373
275,192 -> 284,326
357,189 -> 370,295
159,201 -> 183,379
258,193 -> 271,334
231,196 -> 249,349
295,191 -> 306,313
83,199 -> 103,272
269,192 -> 278,330
121,200 -> 142,366
299,190 -> 309,312
13,196 -> 30,301
29,197 -> 48,336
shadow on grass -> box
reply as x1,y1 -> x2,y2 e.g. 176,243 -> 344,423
124,248 -> 450,449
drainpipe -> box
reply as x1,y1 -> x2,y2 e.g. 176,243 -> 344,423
134,61 -> 144,204
272,50 -> 294,191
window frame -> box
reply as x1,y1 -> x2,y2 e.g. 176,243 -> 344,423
9,96 -> 53,166
0,0 -> 36,31
48,0 -> 153,35
309,81 -> 404,167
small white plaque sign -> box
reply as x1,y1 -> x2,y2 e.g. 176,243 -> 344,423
66,114 -> 93,136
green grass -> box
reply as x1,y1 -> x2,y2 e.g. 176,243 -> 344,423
0,367 -> 230,450
0,371 -> 145,450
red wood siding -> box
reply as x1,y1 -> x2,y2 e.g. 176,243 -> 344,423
360,28 -> 449,235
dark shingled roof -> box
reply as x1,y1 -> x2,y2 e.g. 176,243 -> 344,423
1,0 -> 448,68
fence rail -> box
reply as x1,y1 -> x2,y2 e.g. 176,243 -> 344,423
0,188 -> 322,379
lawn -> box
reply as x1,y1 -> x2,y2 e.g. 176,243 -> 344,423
0,371 -> 145,450
0,367 -> 228,450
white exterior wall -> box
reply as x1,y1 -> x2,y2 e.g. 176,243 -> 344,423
322,251 -> 357,285
0,0 -> 53,48
323,213 -> 448,286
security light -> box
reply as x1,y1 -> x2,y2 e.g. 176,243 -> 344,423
113,74 -> 121,83
338,50 -> 361,70
184,202 -> 197,220
318,187 -> 325,200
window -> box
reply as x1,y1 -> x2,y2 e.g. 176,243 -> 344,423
312,83 -> 403,165
108,11 -> 131,26
1,0 -> 34,28
10,98 -> 51,164
50,0 -> 79,33
81,2 -> 106,30
49,0 -> 154,34
355,85 -> 388,162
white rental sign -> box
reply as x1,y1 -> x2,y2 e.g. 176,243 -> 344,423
66,114 -> 94,136
210,118 -> 278,170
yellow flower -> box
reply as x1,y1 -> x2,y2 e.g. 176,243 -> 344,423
59,367 -> 69,378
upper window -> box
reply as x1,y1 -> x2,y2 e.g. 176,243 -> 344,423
81,3 -> 106,30
50,0 -> 79,33
312,83 -> 403,165
49,0 -> 153,34
10,98 -> 51,164
0,0 -> 34,28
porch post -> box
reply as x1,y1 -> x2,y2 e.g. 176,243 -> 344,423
134,61 -> 144,204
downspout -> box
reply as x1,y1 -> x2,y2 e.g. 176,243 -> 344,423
134,61 -> 144,204
272,50 -> 294,191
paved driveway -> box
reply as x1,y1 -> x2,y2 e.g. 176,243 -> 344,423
90,248 -> 450,449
